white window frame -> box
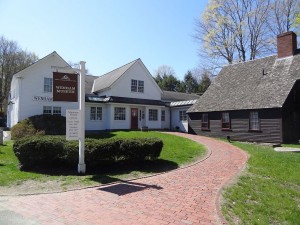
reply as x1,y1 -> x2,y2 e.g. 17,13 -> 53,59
131,79 -> 137,92
149,109 -> 158,121
44,77 -> 53,93
53,106 -> 61,115
114,107 -> 126,120
138,80 -> 144,93
43,106 -> 52,115
179,110 -> 187,121
90,107 -> 102,121
43,106 -> 61,115
131,79 -> 144,93
161,110 -> 165,121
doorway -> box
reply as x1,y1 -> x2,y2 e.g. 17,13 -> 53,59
131,108 -> 138,129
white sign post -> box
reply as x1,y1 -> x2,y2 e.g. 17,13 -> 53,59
66,109 -> 80,140
78,61 -> 86,174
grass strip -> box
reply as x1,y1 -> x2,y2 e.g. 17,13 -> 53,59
222,142 -> 300,225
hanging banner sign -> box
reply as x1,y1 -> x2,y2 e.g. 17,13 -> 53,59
53,72 -> 78,102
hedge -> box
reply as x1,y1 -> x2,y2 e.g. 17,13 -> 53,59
11,115 -> 66,139
13,136 -> 163,169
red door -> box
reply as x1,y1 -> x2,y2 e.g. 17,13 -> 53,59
131,108 -> 138,129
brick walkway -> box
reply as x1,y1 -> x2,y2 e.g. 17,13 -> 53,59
0,133 -> 248,225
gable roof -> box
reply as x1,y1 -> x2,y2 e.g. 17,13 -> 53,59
188,53 -> 300,113
85,75 -> 98,94
13,51 -> 71,77
162,90 -> 200,102
92,59 -> 139,93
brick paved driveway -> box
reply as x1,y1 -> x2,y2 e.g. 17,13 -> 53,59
0,133 -> 248,225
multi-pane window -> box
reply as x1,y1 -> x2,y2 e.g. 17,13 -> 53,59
43,106 -> 52,115
222,112 -> 231,129
43,106 -> 61,115
131,79 -> 144,93
249,111 -> 260,130
138,80 -> 144,93
114,107 -> 126,120
131,79 -> 137,92
179,110 -> 187,121
44,78 -> 53,92
149,109 -> 158,121
161,110 -> 165,121
201,113 -> 209,130
53,107 -> 61,115
90,107 -> 102,120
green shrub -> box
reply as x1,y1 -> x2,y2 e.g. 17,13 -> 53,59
13,136 -> 65,168
13,136 -> 163,169
11,115 -> 66,139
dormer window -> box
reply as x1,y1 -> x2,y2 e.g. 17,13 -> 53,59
131,79 -> 144,93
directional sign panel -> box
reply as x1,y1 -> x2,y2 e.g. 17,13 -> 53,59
66,109 -> 80,140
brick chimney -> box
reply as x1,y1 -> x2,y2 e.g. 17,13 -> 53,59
277,31 -> 297,58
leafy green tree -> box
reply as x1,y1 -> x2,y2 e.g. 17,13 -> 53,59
176,81 -> 186,92
154,65 -> 181,91
184,70 -> 198,93
160,74 -> 180,91
198,72 -> 211,94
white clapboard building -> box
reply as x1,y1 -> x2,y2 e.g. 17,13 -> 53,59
7,51 -> 199,132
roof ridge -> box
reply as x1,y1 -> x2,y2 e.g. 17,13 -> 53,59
222,54 -> 277,68
97,58 -> 139,78
13,51 -> 72,77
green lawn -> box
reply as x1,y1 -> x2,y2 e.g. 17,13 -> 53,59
222,142 -> 300,225
282,143 -> 300,149
0,131 -> 206,190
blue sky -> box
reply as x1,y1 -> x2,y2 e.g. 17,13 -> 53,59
0,0 -> 208,80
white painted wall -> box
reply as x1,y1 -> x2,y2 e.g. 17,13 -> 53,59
85,103 -> 107,130
171,106 -> 190,133
102,61 -> 162,100
144,106 -> 164,129
161,107 -> 170,130
7,52 -> 192,133
108,103 -> 130,130
8,52 -> 78,127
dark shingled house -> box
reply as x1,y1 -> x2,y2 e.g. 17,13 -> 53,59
187,31 -> 300,143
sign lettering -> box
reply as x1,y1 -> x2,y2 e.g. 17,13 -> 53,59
33,96 -> 53,101
66,109 -> 80,140
53,72 -> 78,102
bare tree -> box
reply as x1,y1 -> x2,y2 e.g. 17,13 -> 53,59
195,0 -> 299,69
0,36 -> 38,114
268,0 -> 300,35
195,0 -> 236,64
153,65 -> 176,77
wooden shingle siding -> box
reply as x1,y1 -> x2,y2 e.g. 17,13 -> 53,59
188,109 -> 282,143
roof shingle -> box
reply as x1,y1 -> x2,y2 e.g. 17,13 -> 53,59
161,91 -> 200,102
92,59 -> 139,93
188,54 -> 300,113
